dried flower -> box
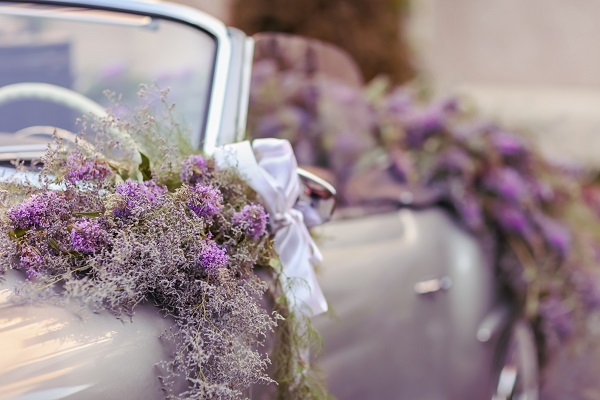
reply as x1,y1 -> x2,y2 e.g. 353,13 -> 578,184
19,246 -> 44,274
187,184 -> 223,220
197,240 -> 229,272
70,218 -> 109,253
539,295 -> 574,342
8,191 -> 69,229
180,154 -> 210,186
490,129 -> 526,157
483,167 -> 530,203
534,214 -> 571,258
113,179 -> 166,218
233,203 -> 268,240
66,153 -> 113,184
492,202 -> 532,238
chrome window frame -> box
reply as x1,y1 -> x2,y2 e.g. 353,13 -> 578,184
0,0 -> 237,154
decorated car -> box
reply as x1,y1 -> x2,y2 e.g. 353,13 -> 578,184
0,1 -> 335,399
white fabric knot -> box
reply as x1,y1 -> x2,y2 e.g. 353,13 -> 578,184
214,139 -> 328,317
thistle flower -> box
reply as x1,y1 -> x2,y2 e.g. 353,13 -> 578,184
198,240 -> 229,271
233,203 -> 268,240
187,184 -> 223,220
8,191 -> 69,229
180,154 -> 210,186
65,153 -> 113,184
70,218 -> 108,253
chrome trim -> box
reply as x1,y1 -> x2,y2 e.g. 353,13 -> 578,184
0,0 -> 232,154
414,276 -> 452,295
236,36 -> 254,142
217,27 -> 251,146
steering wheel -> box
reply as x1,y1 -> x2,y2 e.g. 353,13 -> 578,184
0,83 -> 142,165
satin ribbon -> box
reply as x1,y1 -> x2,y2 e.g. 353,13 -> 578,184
214,139 -> 328,317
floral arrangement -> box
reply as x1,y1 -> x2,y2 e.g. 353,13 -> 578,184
0,89 -> 331,400
247,48 -> 600,365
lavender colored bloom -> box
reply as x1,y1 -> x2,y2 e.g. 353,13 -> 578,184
539,295 -> 574,341
573,270 -> 600,310
402,106 -> 445,148
492,203 -> 532,237
437,147 -> 474,176
456,194 -> 484,231
70,218 -> 108,253
197,240 -> 228,271
490,130 -> 526,157
233,203 -> 268,240
483,167 -> 529,203
534,214 -> 571,257
66,153 -> 113,184
532,180 -> 555,203
187,184 -> 223,220
19,246 -> 44,274
180,154 -> 210,186
384,88 -> 412,114
8,191 -> 69,230
114,179 -> 166,218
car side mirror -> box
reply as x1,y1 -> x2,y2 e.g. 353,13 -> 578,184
297,168 -> 336,227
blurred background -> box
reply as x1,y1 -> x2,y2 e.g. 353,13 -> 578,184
179,0 -> 600,169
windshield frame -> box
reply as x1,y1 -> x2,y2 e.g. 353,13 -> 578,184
0,0 -> 234,154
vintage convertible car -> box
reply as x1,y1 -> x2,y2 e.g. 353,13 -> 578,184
0,1 -> 321,399
0,1 -> 537,400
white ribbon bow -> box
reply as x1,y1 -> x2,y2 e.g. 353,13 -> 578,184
214,139 -> 328,317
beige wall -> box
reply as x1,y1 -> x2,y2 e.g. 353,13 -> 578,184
409,0 -> 600,166
170,0 -> 232,23
411,0 -> 600,89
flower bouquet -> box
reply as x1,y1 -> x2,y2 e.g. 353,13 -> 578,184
0,90 -> 332,400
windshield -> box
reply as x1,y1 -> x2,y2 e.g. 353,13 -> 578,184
0,3 -> 216,157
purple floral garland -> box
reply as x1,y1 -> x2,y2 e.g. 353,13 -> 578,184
247,51 -> 600,364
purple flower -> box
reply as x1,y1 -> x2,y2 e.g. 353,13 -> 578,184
180,154 -> 210,186
492,203 -> 532,237
114,179 -> 166,218
19,246 -> 44,275
66,153 -> 113,184
403,107 -> 445,148
534,214 -> 571,257
233,204 -> 268,240
187,184 -> 223,220
8,191 -> 69,230
483,167 -> 529,203
70,218 -> 108,253
456,194 -> 484,231
490,129 -> 526,157
539,295 -> 574,341
573,270 -> 600,310
197,240 -> 228,271
437,147 -> 474,176
384,88 -> 412,114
